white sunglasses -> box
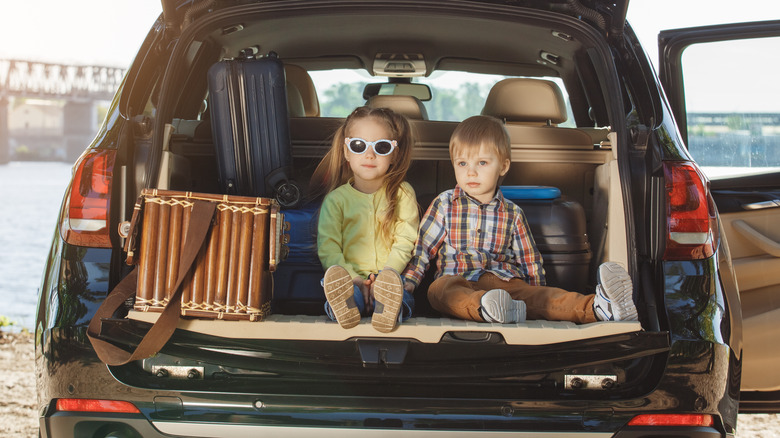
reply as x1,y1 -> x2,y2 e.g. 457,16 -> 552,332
344,137 -> 397,156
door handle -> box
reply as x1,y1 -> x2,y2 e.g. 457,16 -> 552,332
732,220 -> 780,257
742,200 -> 780,210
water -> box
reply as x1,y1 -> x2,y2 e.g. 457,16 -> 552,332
0,161 -> 73,330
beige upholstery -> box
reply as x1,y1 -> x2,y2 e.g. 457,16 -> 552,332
130,310 -> 641,345
284,64 -> 320,117
482,78 -> 568,125
286,82 -> 306,117
367,95 -> 429,120
717,208 -> 780,390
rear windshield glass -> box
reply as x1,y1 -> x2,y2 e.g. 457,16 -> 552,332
309,69 -> 575,126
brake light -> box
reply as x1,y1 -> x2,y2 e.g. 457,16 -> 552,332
61,149 -> 116,248
56,398 -> 140,414
662,161 -> 717,260
628,413 -> 714,427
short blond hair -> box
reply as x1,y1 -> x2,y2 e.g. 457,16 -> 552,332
449,115 -> 511,162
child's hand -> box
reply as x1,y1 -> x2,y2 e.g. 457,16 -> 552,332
403,282 -> 415,294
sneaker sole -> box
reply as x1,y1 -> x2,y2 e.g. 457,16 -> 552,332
323,266 -> 361,329
372,268 -> 404,333
598,262 -> 637,321
482,289 -> 526,324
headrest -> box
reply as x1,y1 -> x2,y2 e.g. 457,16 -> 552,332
367,95 -> 428,120
286,82 -> 306,118
284,64 -> 320,117
482,78 -> 567,125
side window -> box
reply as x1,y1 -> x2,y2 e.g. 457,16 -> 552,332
309,70 -> 371,118
680,36 -> 780,179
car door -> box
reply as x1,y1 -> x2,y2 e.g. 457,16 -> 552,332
659,20 -> 780,413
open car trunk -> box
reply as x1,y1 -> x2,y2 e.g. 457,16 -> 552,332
102,114 -> 661,395
97,0 -> 668,404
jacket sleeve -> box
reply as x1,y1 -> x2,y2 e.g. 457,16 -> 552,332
384,183 -> 420,274
317,193 -> 359,278
510,208 -> 546,286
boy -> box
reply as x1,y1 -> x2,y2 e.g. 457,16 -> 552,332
401,115 -> 637,324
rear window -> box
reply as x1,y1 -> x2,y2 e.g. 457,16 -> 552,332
309,69 -> 575,125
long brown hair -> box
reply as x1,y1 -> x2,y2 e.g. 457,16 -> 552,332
310,106 -> 415,244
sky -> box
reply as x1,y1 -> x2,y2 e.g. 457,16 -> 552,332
1,0 -> 779,68
0,0 -> 162,67
1,0 -> 779,111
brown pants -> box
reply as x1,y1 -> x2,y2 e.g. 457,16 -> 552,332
427,273 -> 597,324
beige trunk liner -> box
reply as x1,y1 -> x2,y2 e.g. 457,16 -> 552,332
128,311 -> 641,345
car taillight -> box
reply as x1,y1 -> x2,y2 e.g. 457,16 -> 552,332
628,413 -> 714,427
61,149 -> 116,248
56,398 -> 140,414
663,161 -> 718,260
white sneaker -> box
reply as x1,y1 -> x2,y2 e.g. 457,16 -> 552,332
593,262 -> 637,321
480,289 -> 526,323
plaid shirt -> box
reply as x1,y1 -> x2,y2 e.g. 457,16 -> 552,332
402,185 -> 545,287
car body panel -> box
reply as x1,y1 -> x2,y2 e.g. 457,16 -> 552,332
659,20 -> 780,411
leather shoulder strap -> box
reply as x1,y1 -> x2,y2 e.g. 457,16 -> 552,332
87,199 -> 216,366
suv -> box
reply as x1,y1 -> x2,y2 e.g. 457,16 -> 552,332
36,1 -> 780,437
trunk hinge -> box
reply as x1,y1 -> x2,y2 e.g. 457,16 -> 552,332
161,0 -> 182,34
161,0 -> 216,34
551,0 -> 605,31
550,0 -> 627,38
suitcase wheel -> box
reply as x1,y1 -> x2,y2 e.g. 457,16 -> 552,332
276,181 -> 302,208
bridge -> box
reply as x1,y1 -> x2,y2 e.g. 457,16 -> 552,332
0,59 -> 126,164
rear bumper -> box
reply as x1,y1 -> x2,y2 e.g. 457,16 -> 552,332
37,325 -> 733,437
40,412 -> 726,438
41,412 -> 158,438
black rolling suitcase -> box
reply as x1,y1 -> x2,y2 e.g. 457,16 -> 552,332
207,51 -> 301,207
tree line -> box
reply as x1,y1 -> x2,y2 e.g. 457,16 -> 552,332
319,81 -> 492,122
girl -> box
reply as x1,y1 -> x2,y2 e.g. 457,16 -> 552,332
314,106 -> 419,333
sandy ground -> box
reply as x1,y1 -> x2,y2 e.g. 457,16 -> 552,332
1,331 -> 778,437
1,332 -> 38,438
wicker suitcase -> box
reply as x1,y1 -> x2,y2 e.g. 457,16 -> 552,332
127,189 -> 283,321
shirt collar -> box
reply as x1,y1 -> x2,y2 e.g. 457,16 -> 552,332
452,185 -> 508,212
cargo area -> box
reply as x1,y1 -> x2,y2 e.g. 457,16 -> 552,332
132,112 -> 633,341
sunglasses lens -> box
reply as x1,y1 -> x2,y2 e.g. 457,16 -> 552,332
375,141 -> 394,155
348,139 -> 367,154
